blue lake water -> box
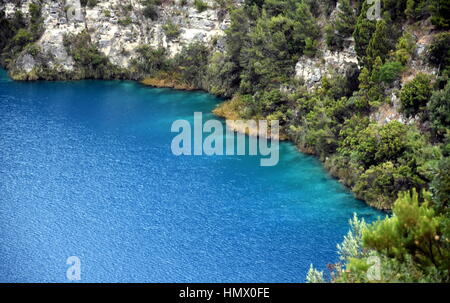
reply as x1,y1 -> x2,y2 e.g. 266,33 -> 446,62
0,69 -> 382,282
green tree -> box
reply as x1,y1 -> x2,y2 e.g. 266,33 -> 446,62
428,32 -> 450,74
431,0 -> 450,29
353,0 -> 376,62
430,157 -> 450,214
366,19 -> 392,66
400,73 -> 433,117
379,61 -> 403,83
326,0 -> 356,50
322,189 -> 450,283
175,42 -> 210,88
363,189 -> 450,281
428,82 -> 450,137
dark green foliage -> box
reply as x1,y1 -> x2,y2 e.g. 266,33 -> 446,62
194,0 -> 209,13
428,82 -> 450,137
326,0 -> 356,51
63,31 -> 124,79
356,57 -> 388,108
11,28 -> 34,49
205,52 -> 240,97
365,19 -> 393,66
428,32 -> 450,75
400,73 -> 433,117
130,45 -> 170,78
319,188 -> 450,283
392,32 -> 416,65
174,42 -> 210,88
430,157 -> 450,214
378,61 -> 403,83
80,0 -> 98,8
405,0 -> 432,20
354,121 -> 409,167
0,2 -> 43,67
363,189 -> 450,282
162,21 -> 181,40
353,1 -> 376,62
431,0 -> 450,29
142,0 -> 161,20
335,117 -> 439,208
237,1 -> 320,94
0,11 -> 25,52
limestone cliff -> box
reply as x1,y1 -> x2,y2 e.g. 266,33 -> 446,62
1,0 -> 236,76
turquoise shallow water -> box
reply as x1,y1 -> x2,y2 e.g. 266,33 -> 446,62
0,69 -> 382,282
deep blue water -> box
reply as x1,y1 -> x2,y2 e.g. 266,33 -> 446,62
0,69 -> 382,282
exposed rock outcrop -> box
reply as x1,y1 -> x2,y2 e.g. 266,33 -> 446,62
295,41 -> 359,88
1,0 -> 235,75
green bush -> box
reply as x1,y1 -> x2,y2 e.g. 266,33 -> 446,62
163,21 -> 181,41
326,189 -> 450,282
353,1 -> 376,62
194,0 -> 209,13
428,32 -> 450,73
326,0 -> 356,51
392,32 -> 416,65
82,0 -> 98,8
142,0 -> 161,20
130,45 -> 169,78
400,73 -> 433,117
428,82 -> 450,137
175,42 -> 210,88
431,0 -> 450,29
11,28 -> 33,48
118,17 -> 132,26
63,31 -> 123,79
379,61 -> 403,83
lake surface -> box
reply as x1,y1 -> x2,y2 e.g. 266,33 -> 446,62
0,69 -> 382,282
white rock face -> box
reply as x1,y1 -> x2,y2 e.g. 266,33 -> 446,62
16,53 -> 35,73
295,41 -> 359,89
38,0 -> 86,71
1,0 -> 236,71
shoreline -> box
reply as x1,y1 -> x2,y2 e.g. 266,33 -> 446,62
0,68 -> 384,210
141,75 -> 197,91
212,98 -> 289,142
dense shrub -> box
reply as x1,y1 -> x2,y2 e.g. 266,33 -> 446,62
194,0 -> 209,13
163,21 -> 181,41
80,0 -> 98,8
0,3 -> 42,66
130,45 -> 170,78
174,42 -> 210,88
428,32 -> 450,74
205,52 -> 240,97
63,31 -> 124,79
142,0 -> 161,20
326,0 -> 356,51
365,19 -> 394,66
353,1 -> 376,62
378,61 -> 403,83
392,32 -> 416,65
430,0 -> 450,29
428,82 -> 450,137
400,73 -> 433,117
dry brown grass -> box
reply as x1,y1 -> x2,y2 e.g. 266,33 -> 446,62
212,97 -> 242,120
213,97 -> 288,141
141,72 -> 196,91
